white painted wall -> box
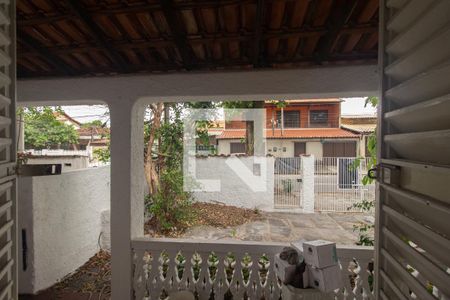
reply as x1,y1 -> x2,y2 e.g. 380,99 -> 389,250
218,139 -> 325,158
306,142 -> 323,158
192,156 -> 274,211
18,166 -> 111,294
25,156 -> 89,172
301,155 -> 315,213
266,140 -> 295,157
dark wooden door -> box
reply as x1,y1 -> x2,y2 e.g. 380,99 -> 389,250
294,142 -> 306,156
323,142 -> 356,157
230,142 -> 246,154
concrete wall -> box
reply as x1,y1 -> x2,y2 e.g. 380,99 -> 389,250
25,156 -> 90,172
306,142 -> 323,158
192,156 -> 274,211
18,166 -> 111,294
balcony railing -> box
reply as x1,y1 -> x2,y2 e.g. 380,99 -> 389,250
132,238 -> 374,300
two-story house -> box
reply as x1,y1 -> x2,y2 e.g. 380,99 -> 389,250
215,99 -> 360,158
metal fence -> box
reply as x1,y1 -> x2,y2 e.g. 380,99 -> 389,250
274,157 -> 302,208
314,157 -> 375,212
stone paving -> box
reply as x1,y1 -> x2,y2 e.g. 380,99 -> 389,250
183,211 -> 373,245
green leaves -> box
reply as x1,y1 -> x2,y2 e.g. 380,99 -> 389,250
22,107 -> 79,149
364,96 -> 378,108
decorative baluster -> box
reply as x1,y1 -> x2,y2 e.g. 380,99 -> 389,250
229,252 -> 243,298
214,253 -> 227,299
246,254 -> 261,299
358,259 -> 375,300
265,254 -> 280,299
340,258 -> 357,300
133,250 -> 146,300
150,251 -> 163,300
180,251 -> 194,293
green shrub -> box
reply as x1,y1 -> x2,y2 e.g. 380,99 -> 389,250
148,169 -> 195,232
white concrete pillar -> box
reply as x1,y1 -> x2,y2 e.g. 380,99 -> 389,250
109,100 -> 145,300
301,155 -> 315,213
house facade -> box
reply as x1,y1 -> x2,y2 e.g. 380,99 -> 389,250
216,99 -> 360,157
341,114 -> 377,157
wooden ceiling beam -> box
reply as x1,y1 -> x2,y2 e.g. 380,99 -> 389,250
159,0 -> 195,70
18,30 -> 77,76
65,0 -> 129,72
252,0 -> 265,67
18,25 -> 377,56
18,14 -> 73,26
315,0 -> 360,63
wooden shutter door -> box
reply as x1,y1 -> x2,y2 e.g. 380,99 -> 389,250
0,0 -> 15,298
376,1 -> 450,299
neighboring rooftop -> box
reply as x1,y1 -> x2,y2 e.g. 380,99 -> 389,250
217,128 -> 358,139
341,124 -> 376,134
340,114 -> 376,133
265,98 -> 342,104
341,114 -> 377,118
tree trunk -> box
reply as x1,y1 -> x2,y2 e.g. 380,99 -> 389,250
245,101 -> 264,155
144,103 -> 163,194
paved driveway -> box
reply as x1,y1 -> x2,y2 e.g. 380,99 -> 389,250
183,212 -> 373,245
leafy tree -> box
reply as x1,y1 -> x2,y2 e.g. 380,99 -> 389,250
81,120 -> 104,128
22,107 -> 79,149
93,147 -> 110,163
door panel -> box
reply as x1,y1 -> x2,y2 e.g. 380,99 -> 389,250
376,1 -> 450,299
323,142 -> 356,157
294,142 -> 305,156
229,142 -> 246,154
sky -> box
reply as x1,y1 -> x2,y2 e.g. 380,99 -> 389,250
62,97 -> 376,124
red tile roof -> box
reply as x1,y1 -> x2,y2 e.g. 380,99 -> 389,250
265,98 -> 342,104
217,128 -> 359,139
77,127 -> 110,136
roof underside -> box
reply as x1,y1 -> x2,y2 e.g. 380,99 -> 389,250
17,0 -> 379,78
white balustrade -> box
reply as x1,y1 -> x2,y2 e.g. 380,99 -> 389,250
131,238 -> 374,300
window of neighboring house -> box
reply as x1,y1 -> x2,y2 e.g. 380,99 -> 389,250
230,142 -> 246,154
276,111 -> 300,128
310,110 -> 329,127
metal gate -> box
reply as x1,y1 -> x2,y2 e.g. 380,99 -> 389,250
314,157 -> 375,212
274,158 -> 302,208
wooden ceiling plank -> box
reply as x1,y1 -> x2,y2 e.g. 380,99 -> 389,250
36,23 -> 71,45
342,33 -> 362,53
159,0 -> 195,70
65,0 -> 129,72
19,14 -> 72,26
267,1 -> 285,57
315,0 -> 360,62
115,14 -> 143,40
357,0 -> 379,23
18,29 -> 77,75
136,13 -> 160,39
201,8 -> 217,33
290,1 -> 309,28
361,32 -> 378,51
252,0 -> 265,66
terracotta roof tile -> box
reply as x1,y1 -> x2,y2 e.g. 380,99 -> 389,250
217,128 -> 359,139
341,124 -> 376,134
